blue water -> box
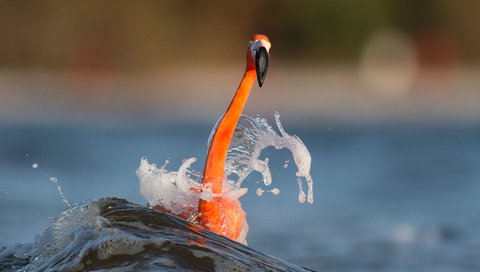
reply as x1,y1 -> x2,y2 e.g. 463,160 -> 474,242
1,122 -> 480,271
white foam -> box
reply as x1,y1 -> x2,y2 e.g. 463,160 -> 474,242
136,157 -> 201,216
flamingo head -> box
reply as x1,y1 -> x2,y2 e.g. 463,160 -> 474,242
247,34 -> 271,87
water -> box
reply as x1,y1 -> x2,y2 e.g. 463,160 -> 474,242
0,198 -> 311,271
1,121 -> 480,271
136,113 -> 314,245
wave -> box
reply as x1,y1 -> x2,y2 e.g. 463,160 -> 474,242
0,198 -> 313,271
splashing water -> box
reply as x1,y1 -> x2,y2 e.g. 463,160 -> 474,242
256,187 -> 280,197
49,176 -> 72,208
228,111 -> 314,204
136,157 -> 203,218
270,188 -> 280,195
136,112 -> 314,242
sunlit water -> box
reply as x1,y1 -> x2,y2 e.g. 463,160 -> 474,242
1,121 -> 480,271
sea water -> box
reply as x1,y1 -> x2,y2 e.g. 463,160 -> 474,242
0,198 -> 310,271
1,123 -> 480,271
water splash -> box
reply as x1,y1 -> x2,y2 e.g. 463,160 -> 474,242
49,176 -> 72,208
136,157 -> 202,217
256,187 -> 280,197
226,111 -> 314,204
274,111 -> 314,204
256,188 -> 264,196
136,112 -> 315,242
270,188 -> 280,195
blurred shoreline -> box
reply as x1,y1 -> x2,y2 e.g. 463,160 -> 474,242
1,65 -> 479,125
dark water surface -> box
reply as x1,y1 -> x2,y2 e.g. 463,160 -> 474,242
0,198 -> 311,271
1,122 -> 480,271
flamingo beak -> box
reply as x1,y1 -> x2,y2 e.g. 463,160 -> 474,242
255,47 -> 269,87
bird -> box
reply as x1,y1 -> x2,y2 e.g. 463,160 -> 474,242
198,34 -> 271,243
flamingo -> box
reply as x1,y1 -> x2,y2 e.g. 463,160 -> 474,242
198,34 -> 271,242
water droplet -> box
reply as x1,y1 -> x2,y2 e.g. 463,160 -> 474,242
298,191 -> 306,204
270,188 -> 280,195
32,163 -> 39,169
256,188 -> 264,196
49,176 -> 71,207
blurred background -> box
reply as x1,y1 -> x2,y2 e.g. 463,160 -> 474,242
1,1 -> 479,271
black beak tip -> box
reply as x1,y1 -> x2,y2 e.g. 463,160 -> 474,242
255,47 -> 269,88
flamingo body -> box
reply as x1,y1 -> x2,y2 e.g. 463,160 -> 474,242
198,34 -> 271,242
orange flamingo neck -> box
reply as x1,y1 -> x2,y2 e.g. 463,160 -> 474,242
197,34 -> 270,242
202,68 -> 256,193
